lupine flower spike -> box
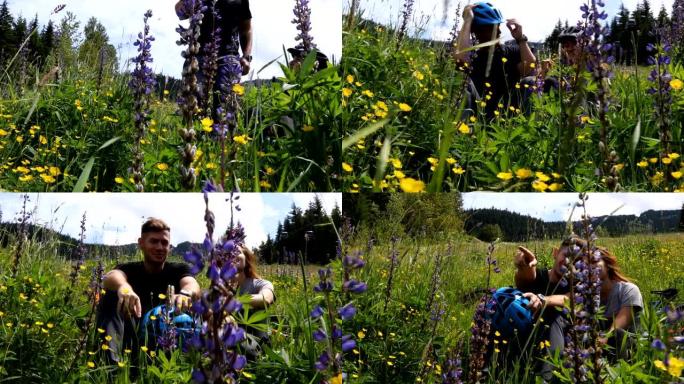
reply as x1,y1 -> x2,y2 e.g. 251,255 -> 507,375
129,10 -> 156,192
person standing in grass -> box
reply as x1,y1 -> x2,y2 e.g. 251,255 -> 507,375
453,2 -> 536,119
515,236 -> 643,382
96,218 -> 201,361
175,0 -> 253,108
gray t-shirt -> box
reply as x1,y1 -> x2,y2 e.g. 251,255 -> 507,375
238,277 -> 275,302
601,281 -> 643,331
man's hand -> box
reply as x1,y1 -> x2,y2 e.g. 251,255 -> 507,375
172,293 -> 192,312
239,57 -> 251,76
515,246 -> 538,269
523,292 -> 543,315
117,287 -> 142,318
506,19 -> 524,41
462,4 -> 475,23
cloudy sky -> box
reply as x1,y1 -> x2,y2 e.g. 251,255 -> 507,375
8,0 -> 342,79
353,0 -> 675,43
463,193 -> 684,222
0,193 -> 341,247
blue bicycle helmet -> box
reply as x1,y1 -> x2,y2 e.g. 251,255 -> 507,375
486,287 -> 534,338
141,305 -> 200,347
472,2 -> 504,26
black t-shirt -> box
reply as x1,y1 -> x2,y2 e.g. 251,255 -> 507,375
518,267 -> 570,296
470,44 -> 522,117
115,261 -> 192,315
199,0 -> 252,56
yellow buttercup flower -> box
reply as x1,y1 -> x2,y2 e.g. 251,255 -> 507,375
446,158 -> 457,165
362,90 -> 374,98
637,160 -> 648,168
201,117 -> 213,132
399,177 -> 425,193
233,134 -> 250,145
342,88 -> 353,97
302,125 -> 314,132
663,157 -> 672,165
393,170 -> 405,179
413,70 -> 424,81
458,122 -> 470,134
259,180 -> 271,189
452,166 -> 465,175
115,176 -> 124,184
390,158 -> 402,169
515,168 -> 533,179
342,162 -> 353,173
346,74 -> 354,84
532,180 -> 549,192
670,78 -> 683,91
672,171 -> 683,180
156,163 -> 169,172
497,172 -> 513,181
535,172 -> 550,182
654,357 -> 683,377
398,103 -> 412,112
87,362 -> 95,368
232,83 -> 245,96
40,174 -> 56,184
668,153 -> 680,160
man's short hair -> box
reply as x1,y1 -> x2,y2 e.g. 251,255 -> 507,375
141,218 -> 170,234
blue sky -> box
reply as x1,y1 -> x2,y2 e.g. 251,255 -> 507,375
462,193 -> 684,222
352,0 -> 675,43
8,0 -> 342,79
0,193 -> 341,247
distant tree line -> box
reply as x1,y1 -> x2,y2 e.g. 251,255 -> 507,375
543,0 -> 680,65
0,0 -> 118,92
465,207 -> 684,242
255,196 -> 342,265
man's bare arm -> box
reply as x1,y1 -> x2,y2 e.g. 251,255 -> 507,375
179,276 -> 201,300
103,269 -> 142,318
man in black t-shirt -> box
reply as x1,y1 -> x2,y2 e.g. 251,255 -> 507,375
514,242 -> 573,383
453,2 -> 536,119
176,0 -> 253,75
96,218 -> 201,361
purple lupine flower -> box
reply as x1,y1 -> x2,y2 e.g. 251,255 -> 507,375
397,0 -> 415,46
343,279 -> 367,293
314,351 -> 331,371
292,0 -> 316,54
579,0 -> 619,190
176,0 -> 206,191
129,10 -> 156,192
313,329 -> 327,342
341,335 -> 356,352
652,339 -> 666,350
384,236 -> 400,311
310,305 -> 324,319
467,295 -> 494,382
338,303 -> 356,320
68,213 -> 88,291
441,346 -> 464,384
189,192 -> 248,382
646,28 -> 674,164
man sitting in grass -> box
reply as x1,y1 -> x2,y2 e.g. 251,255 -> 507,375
453,2 -> 536,119
96,218 -> 201,362
515,237 -> 643,382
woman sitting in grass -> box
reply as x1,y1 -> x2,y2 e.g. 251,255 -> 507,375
228,245 -> 275,359
515,236 -> 643,381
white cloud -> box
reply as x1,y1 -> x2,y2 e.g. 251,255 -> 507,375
9,0 -> 341,79
0,192 -> 341,248
463,193 -> 684,222
355,0 -> 675,43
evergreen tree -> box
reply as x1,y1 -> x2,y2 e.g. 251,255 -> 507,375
545,19 -> 563,52
78,17 -> 117,71
0,0 -> 15,65
40,20 -> 55,63
27,15 -> 42,65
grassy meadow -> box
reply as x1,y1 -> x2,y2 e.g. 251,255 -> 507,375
1,214 -> 682,383
340,8 -> 684,193
0,5 -> 341,193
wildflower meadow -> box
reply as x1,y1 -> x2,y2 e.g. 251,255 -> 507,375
0,192 -> 683,383
341,0 -> 684,192
0,0 -> 341,192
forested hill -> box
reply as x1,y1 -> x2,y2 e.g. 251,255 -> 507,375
464,208 -> 683,242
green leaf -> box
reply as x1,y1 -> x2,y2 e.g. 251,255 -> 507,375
97,136 -> 120,151
342,119 -> 390,152
72,157 -> 95,193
